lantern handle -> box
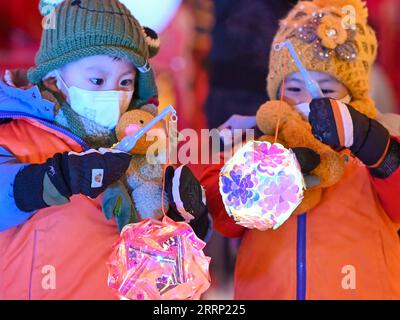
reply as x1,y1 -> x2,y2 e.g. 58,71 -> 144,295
274,40 -> 324,99
114,105 -> 177,152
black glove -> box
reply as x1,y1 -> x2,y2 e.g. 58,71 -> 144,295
291,147 -> 321,188
369,139 -> 400,179
165,165 -> 211,241
14,148 -> 131,212
291,147 -> 320,174
309,98 -> 390,166
309,98 -> 400,178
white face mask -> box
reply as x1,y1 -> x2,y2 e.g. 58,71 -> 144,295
55,71 -> 133,129
295,94 -> 352,119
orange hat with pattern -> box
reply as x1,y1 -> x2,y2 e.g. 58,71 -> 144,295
267,0 -> 378,118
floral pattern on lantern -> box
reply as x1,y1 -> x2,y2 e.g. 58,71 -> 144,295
219,141 -> 305,231
220,168 -> 258,210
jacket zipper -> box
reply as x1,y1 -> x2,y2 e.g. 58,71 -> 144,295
296,213 -> 307,300
0,112 -> 89,151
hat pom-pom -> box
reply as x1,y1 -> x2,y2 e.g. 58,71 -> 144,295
142,27 -> 161,58
39,0 -> 65,17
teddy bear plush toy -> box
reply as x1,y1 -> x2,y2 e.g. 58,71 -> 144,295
102,105 -> 169,231
102,105 -> 210,240
255,100 -> 347,214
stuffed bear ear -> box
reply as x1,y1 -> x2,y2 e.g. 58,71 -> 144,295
142,27 -> 161,58
39,0 -> 65,17
140,104 -> 158,117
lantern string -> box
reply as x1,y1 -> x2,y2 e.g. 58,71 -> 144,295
274,50 -> 288,144
161,113 -> 171,218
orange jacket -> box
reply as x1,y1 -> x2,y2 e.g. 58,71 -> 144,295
200,155 -> 400,299
0,117 -> 119,299
0,70 -> 122,302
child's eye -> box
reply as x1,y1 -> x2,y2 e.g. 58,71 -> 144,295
121,79 -> 133,87
287,87 -> 301,92
322,89 -> 335,94
90,78 -> 104,86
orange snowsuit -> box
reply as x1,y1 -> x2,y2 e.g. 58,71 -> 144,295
200,154 -> 400,299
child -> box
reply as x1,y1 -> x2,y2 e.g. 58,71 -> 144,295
200,0 -> 400,299
0,0 -> 209,299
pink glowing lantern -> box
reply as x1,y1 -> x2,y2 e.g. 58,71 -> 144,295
107,216 -> 211,300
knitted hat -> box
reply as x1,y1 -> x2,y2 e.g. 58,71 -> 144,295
267,0 -> 378,118
28,0 -> 161,107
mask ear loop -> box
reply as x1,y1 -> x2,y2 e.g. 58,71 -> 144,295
274,49 -> 288,144
54,70 -> 69,91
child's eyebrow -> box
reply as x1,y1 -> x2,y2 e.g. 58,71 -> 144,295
317,79 -> 335,84
121,70 -> 135,77
85,66 -> 108,74
84,67 -> 134,77
286,77 -> 303,83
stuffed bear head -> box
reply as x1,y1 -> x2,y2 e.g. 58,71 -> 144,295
116,107 -> 166,155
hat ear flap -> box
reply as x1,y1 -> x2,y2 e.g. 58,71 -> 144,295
142,27 -> 160,58
131,27 -> 160,109
130,69 -> 159,109
350,98 -> 377,119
